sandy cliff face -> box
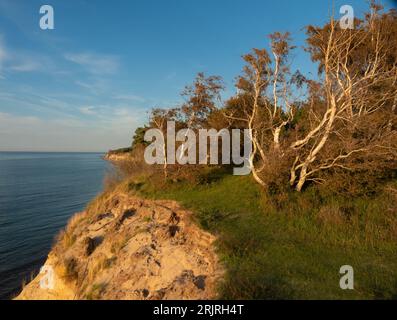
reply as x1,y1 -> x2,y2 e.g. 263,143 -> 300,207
16,193 -> 223,300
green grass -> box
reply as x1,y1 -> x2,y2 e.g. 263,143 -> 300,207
131,174 -> 397,300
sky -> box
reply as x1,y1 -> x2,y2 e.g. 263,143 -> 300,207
0,0 -> 395,152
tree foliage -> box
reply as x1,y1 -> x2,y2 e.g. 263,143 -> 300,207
127,3 -> 397,194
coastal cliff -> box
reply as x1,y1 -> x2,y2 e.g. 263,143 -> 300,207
16,189 -> 223,300
103,148 -> 133,162
103,153 -> 132,162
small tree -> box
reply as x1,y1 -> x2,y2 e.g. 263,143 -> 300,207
148,108 -> 180,179
181,72 -> 225,129
132,126 -> 148,150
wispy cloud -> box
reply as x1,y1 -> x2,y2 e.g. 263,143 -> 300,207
79,106 -> 97,115
0,111 -> 40,126
64,52 -> 119,75
0,35 -> 7,77
113,94 -> 146,103
0,36 -> 59,75
9,59 -> 41,72
0,40 -> 5,61
0,109 -> 146,152
75,78 -> 108,94
165,71 -> 177,80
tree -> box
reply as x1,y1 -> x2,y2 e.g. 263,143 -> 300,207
290,5 -> 397,191
132,126 -> 149,149
181,72 -> 225,128
148,108 -> 180,179
223,32 -> 298,187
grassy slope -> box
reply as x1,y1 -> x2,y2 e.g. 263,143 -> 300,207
131,175 -> 397,300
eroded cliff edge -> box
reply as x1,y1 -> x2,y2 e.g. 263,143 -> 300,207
17,191 -> 223,300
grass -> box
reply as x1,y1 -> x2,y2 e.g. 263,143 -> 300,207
131,174 -> 397,300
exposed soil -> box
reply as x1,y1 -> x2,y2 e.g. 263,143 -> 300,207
16,194 -> 223,300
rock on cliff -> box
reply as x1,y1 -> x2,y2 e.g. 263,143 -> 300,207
16,193 -> 223,300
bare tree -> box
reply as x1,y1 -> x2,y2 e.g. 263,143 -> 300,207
289,7 -> 397,191
223,33 -> 298,187
149,108 -> 179,179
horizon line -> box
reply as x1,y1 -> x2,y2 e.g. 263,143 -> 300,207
0,150 -> 107,153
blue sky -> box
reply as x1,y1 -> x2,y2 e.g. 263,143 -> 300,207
0,0 -> 395,152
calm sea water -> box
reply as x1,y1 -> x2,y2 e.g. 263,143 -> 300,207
0,152 -> 109,299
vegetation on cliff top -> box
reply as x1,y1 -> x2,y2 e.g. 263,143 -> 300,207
100,3 -> 397,299
125,172 -> 396,299
46,2 -> 397,300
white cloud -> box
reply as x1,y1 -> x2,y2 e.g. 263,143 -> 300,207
114,108 -> 131,117
0,112 -> 40,125
75,79 -> 108,94
9,59 -> 40,72
165,71 -> 177,80
0,37 -> 57,74
64,52 -> 119,75
0,35 -> 7,77
0,111 -> 144,152
113,94 -> 146,102
0,43 -> 5,63
80,106 -> 97,115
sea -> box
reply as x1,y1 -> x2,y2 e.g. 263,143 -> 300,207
0,152 -> 109,299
